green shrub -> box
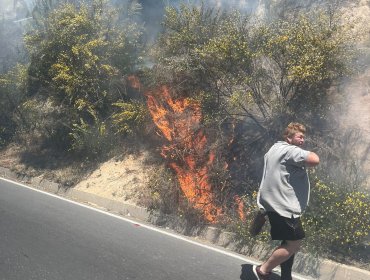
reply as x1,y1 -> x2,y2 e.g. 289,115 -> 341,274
69,119 -> 117,158
112,100 -> 150,135
0,64 -> 29,146
302,177 -> 370,257
23,1 -> 144,152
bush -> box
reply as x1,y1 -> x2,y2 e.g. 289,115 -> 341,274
15,98 -> 72,151
23,1 -> 144,152
0,64 -> 29,147
142,166 -> 179,215
112,100 -> 150,136
69,119 -> 118,158
302,177 -> 370,258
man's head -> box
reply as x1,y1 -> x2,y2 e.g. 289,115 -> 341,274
283,122 -> 306,147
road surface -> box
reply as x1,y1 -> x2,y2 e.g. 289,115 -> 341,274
0,178 -> 306,280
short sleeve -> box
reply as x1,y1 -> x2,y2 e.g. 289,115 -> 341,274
285,146 -> 310,167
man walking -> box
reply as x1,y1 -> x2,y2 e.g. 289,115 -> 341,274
253,122 -> 319,280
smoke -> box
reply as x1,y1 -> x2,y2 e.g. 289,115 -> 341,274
0,0 -> 26,73
159,0 -> 262,14
0,0 -> 36,19
0,0 -> 15,19
331,1 -> 370,189
194,0 -> 260,13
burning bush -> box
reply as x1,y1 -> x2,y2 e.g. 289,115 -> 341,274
146,85 -> 225,222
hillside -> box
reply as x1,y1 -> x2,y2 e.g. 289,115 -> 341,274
0,143 -> 158,207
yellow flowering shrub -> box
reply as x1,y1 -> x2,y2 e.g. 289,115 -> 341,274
302,177 -> 370,256
112,101 -> 150,135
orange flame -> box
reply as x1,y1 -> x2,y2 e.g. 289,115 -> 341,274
234,195 -> 246,222
146,86 -> 223,222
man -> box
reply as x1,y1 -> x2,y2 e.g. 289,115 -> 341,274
253,122 -> 320,280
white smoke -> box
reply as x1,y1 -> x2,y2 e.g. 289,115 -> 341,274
163,0 -> 262,13
207,0 -> 259,11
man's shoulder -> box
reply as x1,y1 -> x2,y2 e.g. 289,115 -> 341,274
273,141 -> 305,151
274,141 -> 288,146
269,141 -> 307,156
266,141 -> 289,156
270,141 -> 290,150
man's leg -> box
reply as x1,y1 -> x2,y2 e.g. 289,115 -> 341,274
280,253 -> 295,280
258,239 -> 301,275
279,240 -> 295,280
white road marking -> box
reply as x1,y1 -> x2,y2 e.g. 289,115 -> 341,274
0,176 -> 312,280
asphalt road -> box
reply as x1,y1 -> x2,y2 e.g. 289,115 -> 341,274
0,178 -> 282,280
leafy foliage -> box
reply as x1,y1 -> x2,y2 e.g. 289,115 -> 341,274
112,100 -> 150,135
303,177 -> 370,258
0,64 -> 29,146
154,4 -> 356,130
23,0 -> 144,152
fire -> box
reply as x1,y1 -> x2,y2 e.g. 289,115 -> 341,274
234,195 -> 246,222
146,86 -> 223,222
127,75 -> 246,223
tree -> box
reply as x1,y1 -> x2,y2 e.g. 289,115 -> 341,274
155,4 -> 355,131
152,3 -> 356,173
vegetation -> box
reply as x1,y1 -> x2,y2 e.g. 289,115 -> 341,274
0,64 -> 28,147
154,4 -> 354,126
148,2 -> 369,263
21,0 -> 145,154
303,177 -> 370,258
112,100 -> 150,135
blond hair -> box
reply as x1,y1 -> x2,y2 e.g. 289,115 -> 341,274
283,122 -> 306,140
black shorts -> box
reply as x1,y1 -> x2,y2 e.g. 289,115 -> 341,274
267,211 -> 305,241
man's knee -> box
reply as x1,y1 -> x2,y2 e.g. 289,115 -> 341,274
285,240 -> 302,254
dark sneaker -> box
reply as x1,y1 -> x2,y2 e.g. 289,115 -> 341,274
252,265 -> 271,280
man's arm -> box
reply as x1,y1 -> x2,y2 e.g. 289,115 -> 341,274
305,152 -> 320,167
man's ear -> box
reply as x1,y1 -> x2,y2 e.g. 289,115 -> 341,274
286,137 -> 292,144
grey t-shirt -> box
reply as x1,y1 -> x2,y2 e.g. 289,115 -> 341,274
257,141 -> 311,218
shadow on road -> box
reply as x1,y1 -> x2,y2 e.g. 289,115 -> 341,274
240,264 -> 280,280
